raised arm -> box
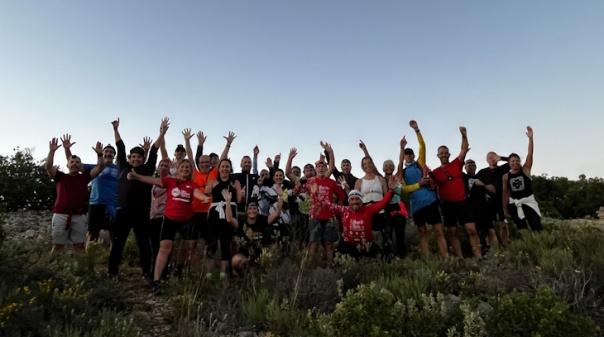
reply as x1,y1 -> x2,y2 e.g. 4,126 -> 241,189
45,138 -> 61,178
221,189 -> 240,229
194,131 -> 206,170
112,118 -> 122,144
310,181 -> 346,217
153,117 -> 169,151
397,136 -> 407,179
458,126 -> 469,162
409,120 -> 427,167
358,140 -> 380,176
523,126 -> 534,176
268,185 -> 285,224
253,145 -> 259,175
60,134 -> 75,160
182,128 -> 196,170
285,147 -> 298,183
89,142 -> 106,178
321,141 -> 336,178
220,131 -> 236,160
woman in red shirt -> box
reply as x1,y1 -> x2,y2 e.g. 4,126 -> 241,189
128,159 -> 209,294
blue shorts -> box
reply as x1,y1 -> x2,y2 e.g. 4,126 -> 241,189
309,219 -> 338,243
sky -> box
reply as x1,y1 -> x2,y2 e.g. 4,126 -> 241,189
0,1 -> 602,179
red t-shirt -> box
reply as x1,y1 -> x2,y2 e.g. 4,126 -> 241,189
294,176 -> 345,220
191,168 -> 217,213
431,157 -> 466,202
52,171 -> 92,214
161,176 -> 199,221
317,192 -> 393,244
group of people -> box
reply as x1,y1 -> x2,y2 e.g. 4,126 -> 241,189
45,118 -> 542,294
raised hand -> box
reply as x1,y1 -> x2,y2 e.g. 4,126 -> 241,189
409,120 -> 419,131
60,134 -> 75,150
320,141 -> 332,152
274,153 -> 281,162
140,137 -> 152,152
388,175 -> 398,192
266,157 -> 273,168
224,131 -> 236,146
221,189 -> 232,202
93,142 -> 103,155
288,147 -> 298,159
182,128 -> 194,140
400,136 -> 407,149
526,126 -> 533,139
49,138 -> 62,151
358,140 -> 367,151
160,118 -> 170,134
197,131 -> 206,146
253,145 -> 259,156
459,126 -> 467,136
111,118 -> 120,131
338,176 -> 348,189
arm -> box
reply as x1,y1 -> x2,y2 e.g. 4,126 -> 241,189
221,189 -> 239,229
195,131 -> 206,170
285,147 -> 298,183
127,169 -> 163,187
233,180 -> 243,205
310,182 -> 346,217
337,176 -> 351,195
321,141 -> 336,178
409,120 -> 427,167
220,131 -> 236,160
60,134 -> 75,161
45,138 -> 61,178
395,136 -> 406,178
354,178 -> 362,192
324,149 -> 342,180
153,117 -> 169,154
268,185 -> 284,224
193,189 -> 210,203
112,119 -> 127,168
252,145 -> 259,175
184,129 -> 198,172
88,142 -> 106,178
523,126 -> 534,176
458,126 -> 469,162
359,140 -> 381,176
378,176 -> 388,196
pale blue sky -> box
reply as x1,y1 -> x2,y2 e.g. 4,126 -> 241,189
1,1 -> 602,179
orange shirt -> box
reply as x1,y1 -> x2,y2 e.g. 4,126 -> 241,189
192,168 -> 218,212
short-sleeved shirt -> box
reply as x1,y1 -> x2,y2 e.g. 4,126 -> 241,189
431,158 -> 466,202
293,176 -> 345,220
83,163 -> 118,205
161,176 -> 199,221
192,168 -> 218,213
52,171 -> 92,214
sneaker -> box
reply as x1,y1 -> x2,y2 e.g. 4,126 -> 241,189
151,281 -> 163,296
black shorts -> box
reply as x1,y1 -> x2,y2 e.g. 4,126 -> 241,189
159,217 -> 197,241
412,201 -> 442,226
488,198 -> 506,222
441,200 -> 475,228
88,204 -> 115,232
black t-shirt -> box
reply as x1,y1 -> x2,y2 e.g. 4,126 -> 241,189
476,163 -> 510,199
237,215 -> 270,245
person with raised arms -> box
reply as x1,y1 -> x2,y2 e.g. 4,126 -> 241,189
45,136 -> 105,257
107,117 -> 168,281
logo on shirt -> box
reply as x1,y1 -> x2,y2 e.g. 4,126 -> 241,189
510,176 -> 525,192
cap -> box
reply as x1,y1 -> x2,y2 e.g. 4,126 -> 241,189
348,189 -> 363,201
464,159 -> 476,165
404,148 -> 414,155
175,144 -> 185,152
129,146 -> 145,156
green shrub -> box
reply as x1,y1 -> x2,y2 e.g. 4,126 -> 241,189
487,286 -> 598,337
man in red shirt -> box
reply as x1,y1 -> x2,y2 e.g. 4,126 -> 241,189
45,137 -> 105,257
430,127 -> 481,259
293,143 -> 344,264
311,176 -> 399,260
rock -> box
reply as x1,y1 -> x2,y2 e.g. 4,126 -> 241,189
476,301 -> 493,315
444,294 -> 460,312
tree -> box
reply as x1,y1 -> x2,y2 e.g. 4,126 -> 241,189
0,148 -> 55,211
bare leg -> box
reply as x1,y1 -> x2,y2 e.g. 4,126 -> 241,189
448,227 -> 463,258
325,242 -> 335,264
499,221 -> 509,246
464,222 -> 482,259
432,224 -> 449,259
486,228 -> 498,249
154,240 -> 173,281
417,225 -> 430,258
51,244 -> 65,256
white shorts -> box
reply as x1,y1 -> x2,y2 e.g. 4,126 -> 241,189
51,213 -> 87,245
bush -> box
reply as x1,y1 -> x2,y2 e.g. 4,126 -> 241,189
487,286 -> 598,337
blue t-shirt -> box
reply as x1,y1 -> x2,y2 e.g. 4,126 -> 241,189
84,163 -> 119,205
404,161 -> 437,212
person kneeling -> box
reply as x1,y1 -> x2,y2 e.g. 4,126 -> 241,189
310,176 -> 398,261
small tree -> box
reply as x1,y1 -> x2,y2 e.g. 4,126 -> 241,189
0,148 -> 55,211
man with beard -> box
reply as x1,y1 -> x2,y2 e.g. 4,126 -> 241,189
45,136 -> 105,257
61,134 -> 119,247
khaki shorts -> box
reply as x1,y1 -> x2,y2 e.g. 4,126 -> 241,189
51,213 -> 87,245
